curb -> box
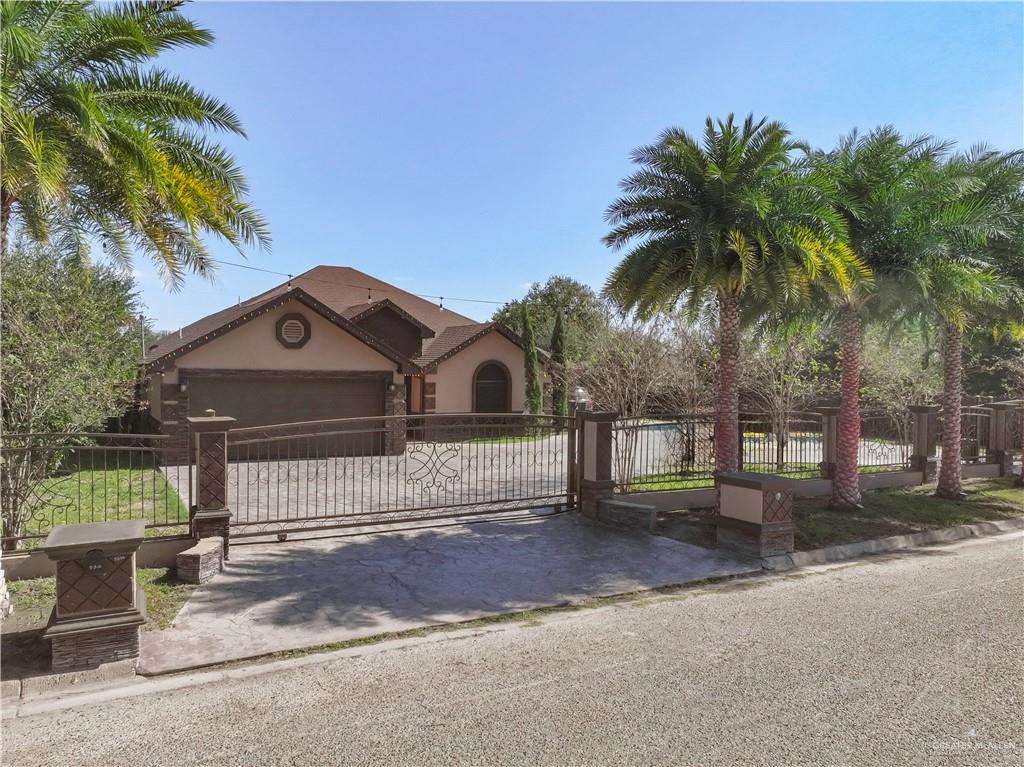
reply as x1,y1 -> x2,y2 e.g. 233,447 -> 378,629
762,517 -> 1024,571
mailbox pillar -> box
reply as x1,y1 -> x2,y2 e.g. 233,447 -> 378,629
187,413 -> 236,560
716,472 -> 795,558
40,520 -> 146,673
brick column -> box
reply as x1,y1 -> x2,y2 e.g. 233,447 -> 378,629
986,402 -> 1014,477
908,405 -> 939,482
187,412 -> 236,560
817,407 -> 839,478
578,411 -> 617,518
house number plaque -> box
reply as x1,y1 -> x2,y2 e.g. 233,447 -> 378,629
83,548 -> 112,578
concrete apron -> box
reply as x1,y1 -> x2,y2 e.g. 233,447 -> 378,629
140,512 -> 756,675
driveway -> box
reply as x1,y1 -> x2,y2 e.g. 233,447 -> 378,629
140,512 -> 755,674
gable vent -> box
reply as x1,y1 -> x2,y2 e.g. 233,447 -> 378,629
275,313 -> 311,348
281,319 -> 306,343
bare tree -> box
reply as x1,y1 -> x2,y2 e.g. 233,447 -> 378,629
570,317 -> 717,484
741,327 -> 823,471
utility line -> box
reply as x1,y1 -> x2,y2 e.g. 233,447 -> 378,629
209,258 -> 507,306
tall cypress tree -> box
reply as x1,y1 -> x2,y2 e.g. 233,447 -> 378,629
522,306 -> 544,414
550,311 -> 568,417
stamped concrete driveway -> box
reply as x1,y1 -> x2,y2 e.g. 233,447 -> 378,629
141,512 -> 755,674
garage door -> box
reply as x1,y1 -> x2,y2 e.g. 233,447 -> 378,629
187,375 -> 386,457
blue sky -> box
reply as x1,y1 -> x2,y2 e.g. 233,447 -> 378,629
140,1 -> 1024,330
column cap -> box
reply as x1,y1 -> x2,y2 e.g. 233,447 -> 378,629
580,411 -> 618,423
186,414 -> 237,432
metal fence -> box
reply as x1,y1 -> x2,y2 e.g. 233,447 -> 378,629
188,413 -> 575,536
614,412 -> 826,493
739,412 -> 824,477
613,414 -> 717,492
0,433 -> 191,549
857,411 -> 913,471
956,405 -> 991,464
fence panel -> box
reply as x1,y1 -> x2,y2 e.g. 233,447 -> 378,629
857,411 -> 913,471
739,412 -> 823,477
1,433 -> 192,549
957,406 -> 991,464
613,414 -> 717,492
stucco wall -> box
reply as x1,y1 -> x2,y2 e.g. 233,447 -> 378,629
171,300 -> 398,374
434,330 -> 525,413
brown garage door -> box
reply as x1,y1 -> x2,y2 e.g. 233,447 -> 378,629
187,375 -> 386,457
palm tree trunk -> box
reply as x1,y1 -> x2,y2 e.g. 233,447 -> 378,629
831,306 -> 863,510
0,190 -> 12,256
937,322 -> 964,498
715,291 -> 741,473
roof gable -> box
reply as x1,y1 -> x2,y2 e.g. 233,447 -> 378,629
415,322 -> 529,371
345,299 -> 436,338
146,287 -> 417,372
290,266 -> 474,333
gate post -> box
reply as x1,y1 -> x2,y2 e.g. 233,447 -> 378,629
986,402 -> 1014,477
187,411 -> 236,560
817,407 -> 839,478
908,405 -> 939,482
578,411 -> 617,518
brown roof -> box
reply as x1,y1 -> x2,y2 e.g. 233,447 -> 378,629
146,266 -> 487,368
415,322 -> 537,371
342,298 -> 436,337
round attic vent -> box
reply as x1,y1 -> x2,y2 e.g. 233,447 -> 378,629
275,313 -> 311,348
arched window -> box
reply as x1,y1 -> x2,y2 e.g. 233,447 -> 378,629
473,362 -> 510,413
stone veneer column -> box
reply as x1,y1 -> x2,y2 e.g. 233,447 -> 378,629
186,412 -> 236,560
817,407 -> 839,478
578,411 -> 617,518
908,405 -> 939,482
986,403 -> 1014,477
716,472 -> 795,558
40,520 -> 147,672
159,380 -> 189,463
385,380 -> 407,455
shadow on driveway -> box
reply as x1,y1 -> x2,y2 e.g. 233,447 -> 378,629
140,513 -> 756,674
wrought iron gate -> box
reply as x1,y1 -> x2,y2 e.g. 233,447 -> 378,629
222,413 -> 576,536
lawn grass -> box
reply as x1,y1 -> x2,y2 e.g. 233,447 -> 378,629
626,463 -> 904,492
627,463 -> 821,491
5,567 -> 195,633
464,434 -> 551,444
792,477 -> 1023,551
14,467 -> 189,549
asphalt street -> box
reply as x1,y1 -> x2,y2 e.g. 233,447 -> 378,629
3,532 -> 1022,766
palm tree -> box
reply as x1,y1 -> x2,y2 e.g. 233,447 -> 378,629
0,0 -> 269,285
905,148 -> 1024,498
603,114 -> 865,473
805,129 -> 963,509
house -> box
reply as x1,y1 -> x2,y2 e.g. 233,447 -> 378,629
144,266 -> 531,455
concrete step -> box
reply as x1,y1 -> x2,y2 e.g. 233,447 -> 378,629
596,498 -> 658,532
